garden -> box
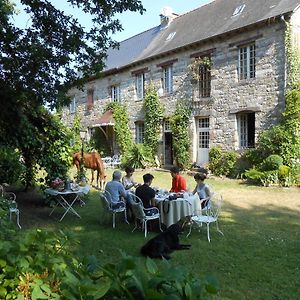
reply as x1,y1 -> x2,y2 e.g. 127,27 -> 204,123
1,167 -> 300,299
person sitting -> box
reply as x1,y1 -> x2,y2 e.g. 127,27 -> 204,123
192,172 -> 212,209
105,170 -> 132,209
135,173 -> 157,216
170,166 -> 187,193
122,166 -> 140,191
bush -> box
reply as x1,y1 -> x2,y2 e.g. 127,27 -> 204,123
209,147 -> 239,177
0,219 -> 218,299
244,168 -> 278,186
278,165 -> 292,187
0,146 -> 25,184
260,155 -> 283,171
122,144 -> 154,169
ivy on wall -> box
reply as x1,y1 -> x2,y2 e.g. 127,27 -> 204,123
106,102 -> 133,155
285,22 -> 300,88
143,84 -> 164,156
170,101 -> 192,169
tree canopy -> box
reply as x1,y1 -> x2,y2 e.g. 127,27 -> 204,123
0,0 -> 144,186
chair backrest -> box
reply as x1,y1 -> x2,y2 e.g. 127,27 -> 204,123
128,192 -> 146,220
209,194 -> 223,219
100,191 -> 112,210
0,184 -> 17,208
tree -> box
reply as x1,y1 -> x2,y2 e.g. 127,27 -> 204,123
0,0 -> 144,186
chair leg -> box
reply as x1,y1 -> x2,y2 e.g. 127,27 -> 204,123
216,220 -> 224,236
124,209 -> 129,224
113,213 -> 115,228
144,220 -> 147,238
132,219 -> 138,233
16,211 -> 21,229
158,217 -> 163,232
207,223 -> 211,242
186,222 -> 193,237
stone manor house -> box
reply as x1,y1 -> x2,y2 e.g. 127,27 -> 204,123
62,0 -> 300,167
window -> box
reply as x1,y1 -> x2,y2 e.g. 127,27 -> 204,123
162,65 -> 173,94
136,73 -> 144,99
111,85 -> 121,102
237,112 -> 255,148
198,118 -> 210,148
238,44 -> 255,80
69,96 -> 76,113
164,120 -> 171,132
198,56 -> 211,98
135,122 -> 144,144
87,89 -> 94,110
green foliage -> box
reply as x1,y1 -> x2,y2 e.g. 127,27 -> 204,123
144,84 -> 164,156
244,168 -> 278,186
208,147 -> 239,177
0,215 -> 218,299
285,23 -> 300,88
122,144 -> 154,169
106,103 -> 133,155
170,102 -> 191,169
260,155 -> 283,171
89,127 -> 111,156
0,0 -> 144,187
0,146 -> 25,184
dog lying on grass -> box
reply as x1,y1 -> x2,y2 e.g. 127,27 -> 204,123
141,223 -> 191,259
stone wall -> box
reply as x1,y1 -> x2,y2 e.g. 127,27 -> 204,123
62,18 -> 288,163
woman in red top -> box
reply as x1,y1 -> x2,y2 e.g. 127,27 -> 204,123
170,166 -> 187,193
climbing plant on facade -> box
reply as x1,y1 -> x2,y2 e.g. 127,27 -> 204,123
143,84 -> 164,156
106,102 -> 133,155
285,22 -> 300,88
170,101 -> 192,169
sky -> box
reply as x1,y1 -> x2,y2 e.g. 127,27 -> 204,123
13,0 -> 212,42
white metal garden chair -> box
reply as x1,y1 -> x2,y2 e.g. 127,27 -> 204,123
186,193 -> 224,242
128,192 -> 162,237
0,184 -> 21,229
99,190 -> 128,228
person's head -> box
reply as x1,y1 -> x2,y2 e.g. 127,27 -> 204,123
170,166 -> 180,178
143,173 -> 154,185
194,172 -> 207,182
112,170 -> 122,181
124,166 -> 134,176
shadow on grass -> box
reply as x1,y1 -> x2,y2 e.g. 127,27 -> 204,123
14,188 -> 300,300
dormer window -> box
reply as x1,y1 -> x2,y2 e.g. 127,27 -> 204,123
232,4 -> 245,17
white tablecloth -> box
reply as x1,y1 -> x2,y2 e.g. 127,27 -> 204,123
155,194 -> 200,227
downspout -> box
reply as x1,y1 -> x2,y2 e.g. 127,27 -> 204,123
281,14 -> 287,92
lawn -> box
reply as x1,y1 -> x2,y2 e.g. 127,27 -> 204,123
18,168 -> 300,299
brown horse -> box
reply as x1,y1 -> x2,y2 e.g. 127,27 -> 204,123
73,152 -> 106,190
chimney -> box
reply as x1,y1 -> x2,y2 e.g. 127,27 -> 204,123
159,6 -> 178,28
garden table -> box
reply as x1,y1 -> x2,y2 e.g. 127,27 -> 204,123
155,192 -> 200,227
45,185 -> 90,221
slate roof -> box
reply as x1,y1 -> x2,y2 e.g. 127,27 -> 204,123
104,0 -> 300,72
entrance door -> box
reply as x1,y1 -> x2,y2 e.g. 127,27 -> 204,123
163,120 -> 173,165
164,132 -> 173,165
197,117 -> 210,166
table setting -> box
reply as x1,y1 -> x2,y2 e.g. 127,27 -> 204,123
45,178 -> 90,221
154,189 -> 200,227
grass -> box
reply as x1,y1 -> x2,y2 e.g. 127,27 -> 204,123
18,168 -> 300,299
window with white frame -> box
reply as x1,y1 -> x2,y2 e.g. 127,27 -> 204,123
198,118 -> 210,148
164,120 -> 171,132
136,73 -> 144,99
162,65 -> 173,94
69,96 -> 76,113
135,122 -> 144,144
238,43 -> 255,80
111,85 -> 121,102
237,112 -> 255,148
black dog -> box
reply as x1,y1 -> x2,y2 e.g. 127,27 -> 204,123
141,223 -> 191,259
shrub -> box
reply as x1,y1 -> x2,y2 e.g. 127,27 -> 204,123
278,165 -> 292,187
122,144 -> 154,169
0,146 -> 25,184
209,147 -> 239,177
0,220 -> 218,299
260,155 -> 283,171
244,168 -> 278,186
